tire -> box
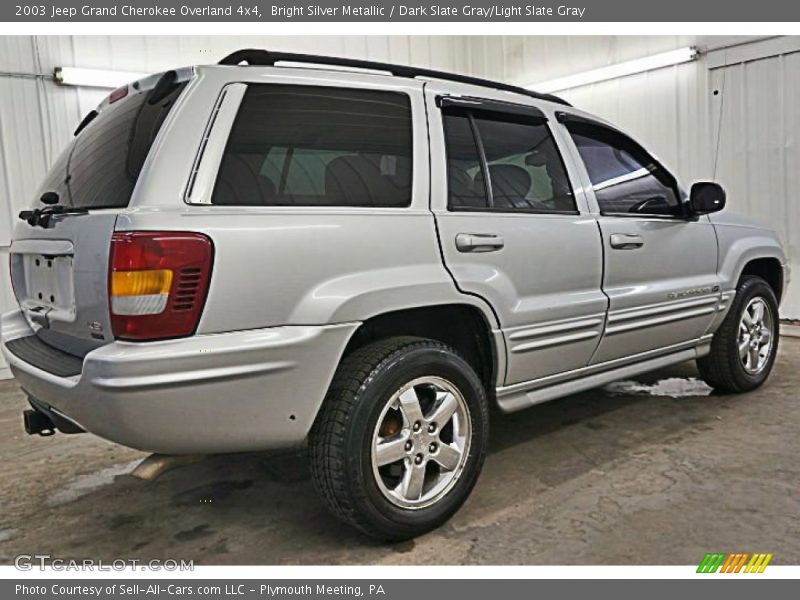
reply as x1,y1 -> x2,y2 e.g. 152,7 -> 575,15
697,275 -> 779,393
309,336 -> 489,541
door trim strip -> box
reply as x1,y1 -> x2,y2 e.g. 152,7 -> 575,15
497,335 -> 712,402
507,316 -> 604,341
511,330 -> 600,353
605,305 -> 717,335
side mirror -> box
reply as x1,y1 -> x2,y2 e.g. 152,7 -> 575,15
689,182 -> 726,215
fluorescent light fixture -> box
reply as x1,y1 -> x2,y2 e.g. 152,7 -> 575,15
527,47 -> 698,93
54,66 -> 148,89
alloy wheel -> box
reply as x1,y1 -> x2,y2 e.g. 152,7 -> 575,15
738,296 -> 774,375
371,376 -> 472,509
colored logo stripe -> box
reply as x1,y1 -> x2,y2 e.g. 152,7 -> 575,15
697,553 -> 773,573
720,553 -> 748,573
745,553 -> 773,573
697,553 -> 726,573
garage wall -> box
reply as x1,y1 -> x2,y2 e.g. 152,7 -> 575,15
0,34 -> 471,378
465,35 -> 800,320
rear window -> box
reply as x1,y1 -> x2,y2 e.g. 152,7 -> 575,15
37,77 -> 186,209
211,85 -> 413,207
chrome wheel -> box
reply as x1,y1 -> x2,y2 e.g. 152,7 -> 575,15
738,297 -> 774,375
371,376 -> 472,509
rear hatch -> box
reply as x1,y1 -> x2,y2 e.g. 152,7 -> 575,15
8,69 -> 191,358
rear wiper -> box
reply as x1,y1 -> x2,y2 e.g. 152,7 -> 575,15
18,192 -> 88,228
19,205 -> 89,228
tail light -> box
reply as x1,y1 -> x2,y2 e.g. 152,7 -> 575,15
109,231 -> 213,341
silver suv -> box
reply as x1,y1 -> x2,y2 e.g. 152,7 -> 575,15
1,50 -> 788,540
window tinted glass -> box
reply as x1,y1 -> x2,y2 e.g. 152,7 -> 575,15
474,116 -> 575,212
443,110 -> 575,212
567,123 -> 680,216
442,111 -> 487,209
212,85 -> 413,207
37,80 -> 186,209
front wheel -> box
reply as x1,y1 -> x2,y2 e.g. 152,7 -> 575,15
697,275 -> 779,393
309,336 -> 489,541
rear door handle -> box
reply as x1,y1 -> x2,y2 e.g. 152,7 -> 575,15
455,233 -> 505,253
610,233 -> 644,250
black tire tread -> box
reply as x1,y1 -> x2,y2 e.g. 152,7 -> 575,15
697,275 -> 778,393
309,336 -> 464,536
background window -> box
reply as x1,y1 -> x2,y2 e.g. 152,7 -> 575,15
443,110 -> 575,212
212,85 -> 413,207
567,123 -> 680,216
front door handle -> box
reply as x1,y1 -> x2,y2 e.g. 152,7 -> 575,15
610,233 -> 644,250
455,233 -> 505,253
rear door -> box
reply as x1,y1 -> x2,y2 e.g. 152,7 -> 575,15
426,85 -> 607,386
8,71 -> 189,356
560,116 -> 721,363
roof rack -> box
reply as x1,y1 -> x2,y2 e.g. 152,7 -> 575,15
217,49 -> 571,107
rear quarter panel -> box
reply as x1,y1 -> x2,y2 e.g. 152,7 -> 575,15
115,207 -> 475,331
120,66 -> 499,333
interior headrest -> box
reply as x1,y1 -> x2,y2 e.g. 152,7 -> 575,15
525,150 -> 549,167
325,155 -> 385,206
213,154 -> 276,205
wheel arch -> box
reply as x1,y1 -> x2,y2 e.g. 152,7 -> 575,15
340,303 -> 503,401
738,257 -> 784,304
715,226 -> 787,307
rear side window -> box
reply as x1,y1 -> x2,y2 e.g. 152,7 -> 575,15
566,122 -> 680,216
211,85 -> 413,207
38,76 -> 187,209
443,108 -> 576,213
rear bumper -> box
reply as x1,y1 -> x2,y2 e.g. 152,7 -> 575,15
1,309 -> 357,454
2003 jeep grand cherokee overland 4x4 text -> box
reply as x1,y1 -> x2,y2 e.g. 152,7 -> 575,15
1,50 -> 789,540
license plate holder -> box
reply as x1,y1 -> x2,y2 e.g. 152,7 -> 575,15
20,253 -> 76,321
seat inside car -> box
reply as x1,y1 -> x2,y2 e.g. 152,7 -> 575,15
213,153 -> 276,205
325,155 -> 405,206
474,164 -> 532,209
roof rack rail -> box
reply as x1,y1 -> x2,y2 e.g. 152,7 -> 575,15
217,49 -> 571,107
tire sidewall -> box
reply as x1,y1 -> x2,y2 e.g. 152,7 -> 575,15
343,345 -> 488,539
725,278 -> 780,390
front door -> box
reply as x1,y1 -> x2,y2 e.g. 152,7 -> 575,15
560,117 -> 721,364
426,86 -> 607,385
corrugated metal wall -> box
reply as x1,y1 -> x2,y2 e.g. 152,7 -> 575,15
1,35 -> 798,378
709,41 -> 800,320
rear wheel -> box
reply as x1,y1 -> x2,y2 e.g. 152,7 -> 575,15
309,336 -> 489,541
697,276 -> 779,393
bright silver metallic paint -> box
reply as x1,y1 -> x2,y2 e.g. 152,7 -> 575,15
0,64 -> 790,454
1,308 -> 356,453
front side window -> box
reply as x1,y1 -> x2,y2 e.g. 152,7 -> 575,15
443,109 -> 576,213
212,85 -> 413,207
566,122 -> 680,216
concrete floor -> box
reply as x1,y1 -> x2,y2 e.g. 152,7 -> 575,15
1,339 -> 798,565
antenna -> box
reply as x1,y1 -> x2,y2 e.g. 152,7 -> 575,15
712,54 -> 727,179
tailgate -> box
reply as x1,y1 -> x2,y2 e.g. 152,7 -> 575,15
7,69 -> 191,357
10,213 -> 119,355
